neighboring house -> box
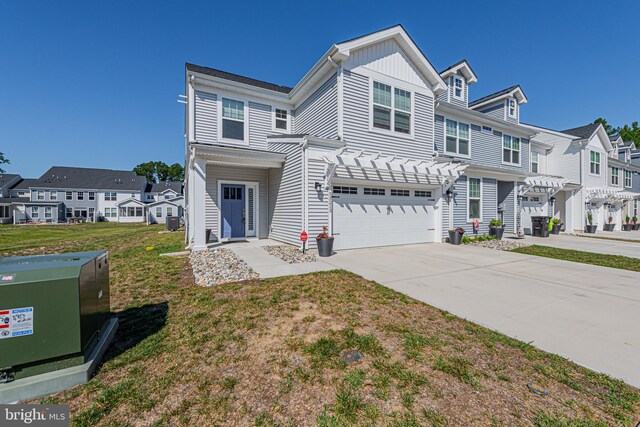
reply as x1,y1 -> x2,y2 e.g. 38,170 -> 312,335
0,174 -> 23,224
148,195 -> 184,224
144,181 -> 183,202
183,25 -> 640,249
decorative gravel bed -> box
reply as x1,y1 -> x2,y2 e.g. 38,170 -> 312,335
465,239 -> 533,251
189,248 -> 258,286
263,244 -> 317,263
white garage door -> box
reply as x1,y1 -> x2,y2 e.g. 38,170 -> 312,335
521,194 -> 547,235
332,185 -> 437,250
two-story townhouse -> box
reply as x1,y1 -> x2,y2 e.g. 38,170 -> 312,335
610,138 -> 640,224
184,25 -> 473,250
0,174 -> 23,223
145,181 -> 184,224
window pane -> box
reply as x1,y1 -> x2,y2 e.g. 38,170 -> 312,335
373,82 -> 391,106
275,108 -> 287,119
469,200 -> 480,219
512,137 -> 520,151
394,88 -> 411,112
373,106 -> 391,130
446,136 -> 457,153
531,151 -> 538,162
503,149 -> 511,163
503,135 -> 511,148
222,98 -> 244,120
469,178 -> 481,198
275,119 -> 287,130
458,123 -> 469,140
223,119 -> 244,140
446,119 -> 457,137
459,138 -> 469,156
512,151 -> 520,164
394,111 -> 410,134
531,163 -> 538,173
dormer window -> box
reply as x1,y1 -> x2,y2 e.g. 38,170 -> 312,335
507,99 -> 517,118
453,76 -> 464,100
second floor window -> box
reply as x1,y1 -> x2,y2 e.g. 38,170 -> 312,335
89,192 -> 95,201
372,81 -> 411,134
77,191 -> 84,201
625,170 -> 632,188
36,190 -> 44,200
507,99 -> 517,118
503,135 -> 520,165
611,167 -> 619,185
50,190 -> 57,200
105,192 -> 117,201
66,191 -> 72,200
531,151 -> 539,173
445,119 -> 470,156
275,108 -> 288,130
590,151 -> 600,175
453,76 -> 464,100
222,98 -> 245,141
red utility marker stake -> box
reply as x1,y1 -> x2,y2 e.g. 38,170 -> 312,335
300,231 -> 308,254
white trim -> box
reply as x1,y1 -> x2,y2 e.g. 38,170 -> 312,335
502,134 -> 522,166
452,76 -> 465,100
624,169 -> 633,188
469,86 -> 528,111
217,92 -> 250,146
443,117 -> 471,158
272,105 -> 291,133
439,61 -> 478,84
217,180 -> 259,241
369,77 -> 415,139
466,176 -> 483,222
507,98 -> 517,119
589,149 -> 601,176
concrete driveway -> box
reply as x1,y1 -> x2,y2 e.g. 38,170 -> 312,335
526,234 -> 640,258
323,243 -> 640,387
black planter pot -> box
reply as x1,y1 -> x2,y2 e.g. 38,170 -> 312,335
585,225 -> 597,233
490,226 -> 505,240
603,223 -> 615,232
551,224 -> 562,235
633,224 -> 640,231
448,230 -> 464,245
317,237 -> 334,257
622,224 -> 632,231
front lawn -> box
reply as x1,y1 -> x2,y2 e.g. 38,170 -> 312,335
511,245 -> 640,272
1,224 -> 638,426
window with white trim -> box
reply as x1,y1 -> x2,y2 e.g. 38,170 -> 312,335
445,119 -> 470,156
156,207 -> 162,217
49,190 -> 57,200
503,135 -> 520,165
363,187 -> 385,195
89,192 -> 95,201
611,167 -> 619,186
105,192 -> 117,201
453,76 -> 464,100
221,98 -> 245,141
167,207 -> 173,217
590,150 -> 601,175
45,206 -> 52,218
104,207 -> 117,218
333,186 -> 357,195
274,108 -> 288,130
481,126 -> 493,134
624,170 -> 632,188
31,206 -> 39,218
530,151 -> 539,173
0,206 -> 9,218
66,207 -> 72,218
36,190 -> 44,200
372,81 -> 412,134
390,189 -> 410,197
415,190 -> 432,198
634,200 -> 638,217
507,99 -> 517,118
77,191 -> 84,201
66,191 -> 73,200
467,178 -> 482,220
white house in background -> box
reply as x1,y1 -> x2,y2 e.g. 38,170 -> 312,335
148,196 -> 185,224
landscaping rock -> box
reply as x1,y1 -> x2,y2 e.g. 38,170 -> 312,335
465,239 -> 532,251
263,245 -> 317,264
189,248 -> 258,286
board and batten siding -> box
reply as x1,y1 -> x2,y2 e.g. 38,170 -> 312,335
293,74 -> 338,139
497,181 -> 515,233
342,70 -> 434,160
205,165 -> 269,241
451,176 -> 498,235
267,142 -> 303,246
434,115 -> 529,171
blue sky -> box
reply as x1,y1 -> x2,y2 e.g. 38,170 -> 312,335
1,0 -> 639,177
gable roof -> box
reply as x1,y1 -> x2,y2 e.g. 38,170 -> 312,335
33,166 -> 145,191
147,196 -> 184,207
469,84 -> 528,109
145,181 -> 183,194
9,178 -> 37,190
560,123 -> 602,140
116,197 -> 147,207
439,59 -> 478,85
186,63 -> 292,94
0,174 -> 20,189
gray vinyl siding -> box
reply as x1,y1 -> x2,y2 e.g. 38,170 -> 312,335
194,90 -> 217,144
478,101 -> 505,120
204,165 -> 269,241
307,157 -> 329,249
342,70 -> 434,160
24,204 -> 64,223
248,101 -> 272,151
442,198 -> 450,239
497,181 -> 515,233
267,142 -> 303,246
451,176 -> 497,235
294,74 -> 338,139
434,115 -> 529,171
447,75 -> 467,108
31,188 -> 99,211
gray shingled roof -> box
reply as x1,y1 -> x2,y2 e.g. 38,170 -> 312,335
33,166 -> 145,191
9,178 -> 37,190
469,85 -> 524,108
0,197 -> 28,204
560,123 -> 601,140
0,174 -> 20,188
186,63 -> 292,94
146,181 -> 183,194
439,59 -> 478,78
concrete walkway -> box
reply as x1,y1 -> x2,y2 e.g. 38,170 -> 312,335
574,230 -> 640,242
525,234 -> 640,258
321,243 -> 640,387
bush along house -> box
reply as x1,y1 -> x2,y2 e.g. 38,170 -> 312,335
183,25 -> 640,249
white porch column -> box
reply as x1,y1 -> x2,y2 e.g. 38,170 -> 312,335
191,157 -> 208,250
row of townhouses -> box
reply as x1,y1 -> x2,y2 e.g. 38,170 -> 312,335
183,25 -> 640,250
0,167 -> 184,225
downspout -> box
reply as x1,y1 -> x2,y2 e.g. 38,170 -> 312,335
302,139 -> 309,249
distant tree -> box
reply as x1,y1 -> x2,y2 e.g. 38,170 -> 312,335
0,152 -> 9,174
593,118 -> 616,136
133,161 -> 184,183
618,121 -> 640,148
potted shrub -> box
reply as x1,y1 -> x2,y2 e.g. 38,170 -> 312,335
585,212 -> 597,233
448,227 -> 465,245
316,225 -> 334,257
489,218 -> 504,240
551,218 -> 562,235
622,216 -> 632,231
603,215 -> 615,232
632,216 -> 639,231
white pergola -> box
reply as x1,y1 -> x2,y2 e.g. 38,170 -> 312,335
519,176 -> 570,196
585,186 -> 635,202
321,149 -> 468,189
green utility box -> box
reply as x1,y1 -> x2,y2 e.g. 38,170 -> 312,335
0,251 -> 110,381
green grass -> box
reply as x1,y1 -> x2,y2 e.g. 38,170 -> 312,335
511,245 -> 640,272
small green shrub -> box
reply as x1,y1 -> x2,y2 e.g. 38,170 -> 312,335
489,218 -> 503,227
462,234 -> 497,244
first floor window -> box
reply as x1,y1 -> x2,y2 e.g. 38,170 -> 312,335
363,187 -> 385,195
611,167 -> 619,186
120,208 -> 127,217
590,150 -> 601,175
156,207 -> 162,217
333,186 -> 357,194
468,178 -> 482,220
77,191 -> 84,200
390,189 -> 410,197
372,81 -> 411,134
222,98 -> 245,141
166,207 -> 173,217
503,135 -> 520,164
275,108 -> 288,130
49,190 -> 57,200
66,191 -> 73,200
89,192 -> 95,200
445,119 -> 470,156
0,206 -> 9,217
45,207 -> 52,218
66,208 -> 72,218
105,207 -> 117,218
136,207 -> 143,217
531,151 -> 539,173
31,206 -> 39,218
634,200 -> 638,217
414,190 -> 432,198
624,170 -> 632,188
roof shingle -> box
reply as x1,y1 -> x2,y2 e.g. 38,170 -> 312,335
33,166 -> 145,191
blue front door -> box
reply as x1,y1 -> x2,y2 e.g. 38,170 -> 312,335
221,184 -> 245,238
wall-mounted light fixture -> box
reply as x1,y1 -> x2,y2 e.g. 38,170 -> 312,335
549,196 -> 556,205
314,182 -> 322,192
445,189 -> 452,201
